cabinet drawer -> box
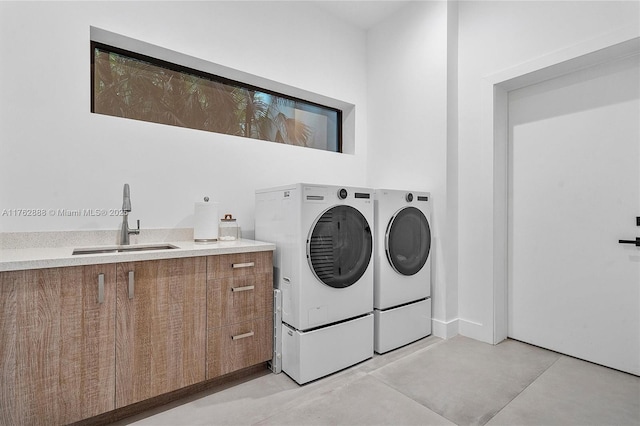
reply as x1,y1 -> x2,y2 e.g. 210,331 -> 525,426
208,273 -> 273,328
207,317 -> 272,378
207,251 -> 272,280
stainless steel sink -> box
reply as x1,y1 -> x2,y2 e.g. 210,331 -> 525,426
72,244 -> 179,255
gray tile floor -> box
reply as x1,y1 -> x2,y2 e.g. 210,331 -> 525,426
116,336 -> 640,426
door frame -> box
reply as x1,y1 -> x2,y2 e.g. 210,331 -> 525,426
485,27 -> 640,344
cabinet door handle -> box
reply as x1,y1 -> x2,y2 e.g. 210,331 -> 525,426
128,271 -> 135,299
232,262 -> 255,269
231,331 -> 254,340
98,273 -> 105,304
231,285 -> 255,292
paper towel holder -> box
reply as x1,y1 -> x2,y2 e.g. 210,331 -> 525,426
194,196 -> 219,243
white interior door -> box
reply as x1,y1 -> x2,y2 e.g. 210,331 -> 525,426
508,53 -> 640,376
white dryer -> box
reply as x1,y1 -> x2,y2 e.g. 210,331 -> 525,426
374,189 -> 432,353
255,183 -> 374,384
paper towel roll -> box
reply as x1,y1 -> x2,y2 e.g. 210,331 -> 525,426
194,200 -> 219,242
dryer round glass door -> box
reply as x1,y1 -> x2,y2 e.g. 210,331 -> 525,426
385,206 -> 431,276
307,205 -> 373,288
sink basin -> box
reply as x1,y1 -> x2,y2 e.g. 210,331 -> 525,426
72,244 -> 179,255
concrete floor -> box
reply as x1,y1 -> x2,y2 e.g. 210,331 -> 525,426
116,335 -> 640,426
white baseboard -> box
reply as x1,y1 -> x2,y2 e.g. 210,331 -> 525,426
432,317 -> 500,345
458,318 -> 493,344
432,317 -> 498,345
431,318 -> 459,339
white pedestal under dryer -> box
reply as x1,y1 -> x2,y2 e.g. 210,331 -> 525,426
255,183 -> 375,384
373,189 -> 432,354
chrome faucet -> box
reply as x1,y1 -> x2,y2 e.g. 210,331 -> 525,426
121,183 -> 140,245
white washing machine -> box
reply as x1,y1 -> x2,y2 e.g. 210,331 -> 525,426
255,183 -> 374,384
373,189 -> 432,353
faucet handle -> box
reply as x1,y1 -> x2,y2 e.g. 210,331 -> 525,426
130,219 -> 141,235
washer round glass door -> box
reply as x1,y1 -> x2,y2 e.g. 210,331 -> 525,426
385,206 -> 431,276
307,205 -> 373,288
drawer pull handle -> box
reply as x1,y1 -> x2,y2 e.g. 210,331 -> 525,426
231,285 -> 255,292
128,271 -> 135,299
232,262 -> 255,269
98,273 -> 105,304
231,331 -> 254,340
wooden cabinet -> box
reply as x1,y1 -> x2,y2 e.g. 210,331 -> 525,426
206,251 -> 273,378
0,249 -> 273,423
115,257 -> 206,408
0,265 -> 116,425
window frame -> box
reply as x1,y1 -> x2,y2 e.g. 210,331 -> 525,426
90,41 -> 343,152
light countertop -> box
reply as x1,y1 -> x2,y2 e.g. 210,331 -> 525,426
0,239 -> 275,272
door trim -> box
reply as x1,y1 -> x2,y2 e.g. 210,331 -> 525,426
486,27 -> 640,344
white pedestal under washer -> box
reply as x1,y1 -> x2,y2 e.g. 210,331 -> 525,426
256,183 -> 375,384
373,189 -> 432,353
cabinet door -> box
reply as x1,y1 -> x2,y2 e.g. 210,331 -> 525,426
116,257 -> 206,408
0,265 -> 116,424
206,251 -> 273,379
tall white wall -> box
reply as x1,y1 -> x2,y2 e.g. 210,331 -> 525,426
457,0 -> 640,342
4,0 -> 638,346
366,0 -> 458,337
0,1 -> 368,236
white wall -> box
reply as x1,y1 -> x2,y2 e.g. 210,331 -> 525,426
457,0 -> 640,343
4,0 -> 638,346
0,1 -> 368,236
366,0 -> 458,337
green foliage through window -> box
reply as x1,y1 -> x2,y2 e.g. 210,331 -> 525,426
91,43 -> 341,152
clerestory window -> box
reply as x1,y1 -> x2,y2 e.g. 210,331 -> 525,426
91,42 -> 342,152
